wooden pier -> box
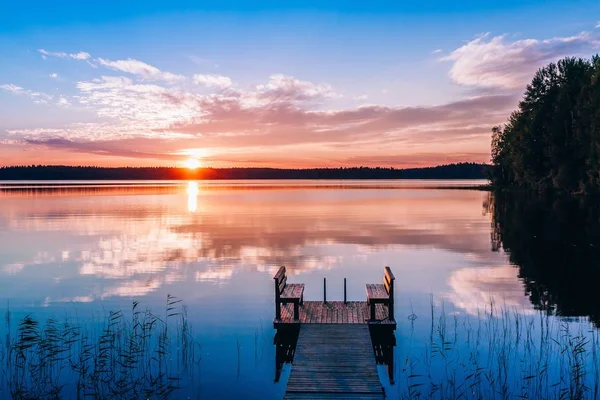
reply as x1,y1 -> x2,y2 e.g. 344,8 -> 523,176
273,267 -> 397,399
284,325 -> 383,399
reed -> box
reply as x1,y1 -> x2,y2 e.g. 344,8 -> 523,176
397,299 -> 600,400
0,295 -> 200,399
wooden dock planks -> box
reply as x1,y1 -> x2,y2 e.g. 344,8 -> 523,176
284,325 -> 383,399
274,301 -> 395,327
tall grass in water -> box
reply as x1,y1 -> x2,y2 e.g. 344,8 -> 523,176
400,300 -> 600,400
0,295 -> 200,399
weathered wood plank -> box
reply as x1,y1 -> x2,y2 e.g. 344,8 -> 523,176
366,284 -> 388,300
384,266 -> 395,282
285,325 -> 383,398
274,266 -> 286,280
273,301 -> 395,327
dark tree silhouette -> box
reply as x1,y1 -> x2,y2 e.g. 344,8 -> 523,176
0,163 -> 489,180
490,56 -> 600,194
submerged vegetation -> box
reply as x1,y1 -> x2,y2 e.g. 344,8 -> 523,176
490,55 -> 600,194
398,300 -> 599,400
0,295 -> 201,399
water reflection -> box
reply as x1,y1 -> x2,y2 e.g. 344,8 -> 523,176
446,265 -> 534,315
187,181 -> 198,212
2,181 -> 600,398
0,182 -> 504,307
491,192 -> 600,325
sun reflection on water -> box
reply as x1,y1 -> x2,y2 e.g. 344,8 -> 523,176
187,181 -> 199,212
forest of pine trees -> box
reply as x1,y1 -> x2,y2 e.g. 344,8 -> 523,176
490,56 -> 600,194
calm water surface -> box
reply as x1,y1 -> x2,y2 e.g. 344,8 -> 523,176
0,180 -> 596,399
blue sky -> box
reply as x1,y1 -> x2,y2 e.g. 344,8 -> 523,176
1,1 -> 599,167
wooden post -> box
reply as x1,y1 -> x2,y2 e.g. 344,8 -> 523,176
323,277 -> 327,303
344,278 -> 347,304
385,266 -> 395,321
275,279 -> 281,319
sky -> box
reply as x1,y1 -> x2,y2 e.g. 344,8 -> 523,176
1,0 -> 599,168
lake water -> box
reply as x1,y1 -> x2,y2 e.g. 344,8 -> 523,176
0,180 -> 597,399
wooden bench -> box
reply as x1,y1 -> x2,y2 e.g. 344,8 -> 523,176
274,266 -> 305,320
366,266 -> 395,321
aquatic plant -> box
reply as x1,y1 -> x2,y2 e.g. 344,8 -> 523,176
0,295 -> 200,400
397,299 -> 600,400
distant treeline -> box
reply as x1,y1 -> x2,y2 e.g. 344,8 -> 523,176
0,162 -> 489,180
491,56 -> 600,194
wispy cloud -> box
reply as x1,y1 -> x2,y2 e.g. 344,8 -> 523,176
0,84 -> 24,94
49,73 -> 58,79
432,49 -> 443,54
441,31 -> 599,90
0,84 -> 53,104
193,74 -> 232,88
255,74 -> 338,103
57,97 -> 70,106
38,49 -> 91,60
96,58 -> 184,83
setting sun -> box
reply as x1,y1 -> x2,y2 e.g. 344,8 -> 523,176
184,158 -> 201,170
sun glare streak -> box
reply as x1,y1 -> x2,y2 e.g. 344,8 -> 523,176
187,181 -> 198,212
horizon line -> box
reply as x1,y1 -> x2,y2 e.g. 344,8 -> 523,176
0,162 -> 490,170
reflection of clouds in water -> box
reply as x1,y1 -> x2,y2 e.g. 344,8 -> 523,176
3,263 -> 25,274
102,278 -> 163,298
3,251 -> 55,274
0,188 -> 508,304
447,265 -> 533,315
196,268 -> 234,283
79,230 -> 200,277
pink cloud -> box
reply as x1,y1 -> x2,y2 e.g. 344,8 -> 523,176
96,58 -> 184,83
441,31 -> 599,89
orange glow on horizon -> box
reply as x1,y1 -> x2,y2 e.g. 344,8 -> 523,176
184,158 -> 201,170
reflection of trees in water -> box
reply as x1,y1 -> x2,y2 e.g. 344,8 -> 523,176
490,191 -> 600,325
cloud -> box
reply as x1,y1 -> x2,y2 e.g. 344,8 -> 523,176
432,49 -> 443,54
442,31 -> 599,90
49,73 -> 58,79
23,138 -> 182,160
38,49 -> 91,60
596,21 -> 600,29
255,74 -> 337,103
0,83 -> 53,104
0,84 -> 23,94
96,58 -> 184,83
9,85 -> 514,166
193,74 -> 232,89
3,54 -> 513,167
